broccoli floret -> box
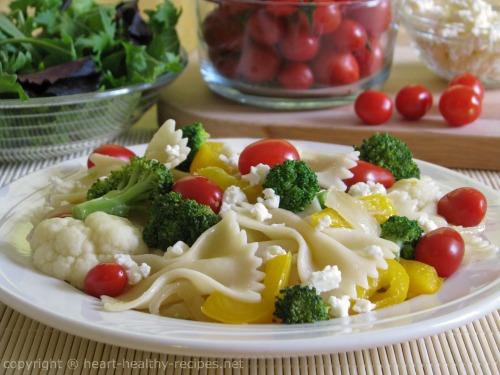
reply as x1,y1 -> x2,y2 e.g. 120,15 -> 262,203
273,285 -> 330,324
142,192 -> 218,250
263,160 -> 320,213
380,215 -> 424,260
73,157 -> 174,220
176,122 -> 210,172
354,133 -> 420,181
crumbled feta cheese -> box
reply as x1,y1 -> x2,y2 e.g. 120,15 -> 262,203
261,245 -> 287,264
352,298 -> 376,314
328,295 -> 351,318
222,185 -> 248,207
348,181 -> 387,198
257,188 -> 280,209
165,241 -> 189,258
114,254 -> 151,285
241,163 -> 270,187
315,215 -> 333,231
362,245 -> 384,259
218,144 -> 240,173
249,202 -> 272,222
417,213 -> 439,232
305,265 -> 342,293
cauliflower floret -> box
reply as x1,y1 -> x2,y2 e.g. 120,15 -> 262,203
30,212 -> 148,290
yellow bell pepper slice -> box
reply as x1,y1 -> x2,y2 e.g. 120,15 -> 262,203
399,259 -> 443,299
196,166 -> 242,191
201,252 -> 292,324
356,194 -> 398,224
309,207 -> 352,229
189,142 -> 232,174
356,259 -> 409,310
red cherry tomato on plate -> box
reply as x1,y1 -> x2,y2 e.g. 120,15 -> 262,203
449,73 -> 485,101
414,227 -> 465,277
238,139 -> 300,175
343,160 -> 395,190
354,90 -> 393,125
277,62 -> 314,90
173,176 -> 223,214
87,144 -> 136,168
437,187 -> 487,227
438,85 -> 482,127
84,263 -> 128,298
395,84 -> 433,120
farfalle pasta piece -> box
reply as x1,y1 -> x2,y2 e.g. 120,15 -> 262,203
231,207 -> 392,299
144,119 -> 190,169
102,212 -> 264,315
301,149 -> 359,191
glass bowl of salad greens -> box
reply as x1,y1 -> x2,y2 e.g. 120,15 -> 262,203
0,0 -> 187,162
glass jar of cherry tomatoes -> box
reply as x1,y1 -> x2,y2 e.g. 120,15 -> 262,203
196,0 -> 398,109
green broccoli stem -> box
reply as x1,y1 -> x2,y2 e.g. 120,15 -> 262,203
72,171 -> 155,220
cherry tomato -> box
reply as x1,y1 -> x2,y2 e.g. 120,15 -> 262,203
238,139 -> 300,175
330,19 -> 368,52
84,263 -> 128,298
277,62 -> 314,90
414,227 -> 465,277
172,176 -> 223,214
279,24 -> 320,62
238,42 -> 281,83
209,50 -> 240,79
312,3 -> 341,35
202,9 -> 244,53
346,0 -> 392,37
353,36 -> 384,78
312,51 -> 360,86
437,187 -> 487,227
354,90 -> 393,125
449,73 -> 485,101
266,0 -> 300,17
395,84 -> 433,120
246,10 -> 284,46
87,144 -> 136,168
438,85 -> 482,126
343,160 -> 395,190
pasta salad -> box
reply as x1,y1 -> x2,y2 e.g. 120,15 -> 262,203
28,120 -> 498,324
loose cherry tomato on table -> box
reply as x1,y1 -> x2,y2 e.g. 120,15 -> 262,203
438,85 -> 482,126
395,84 -> 433,120
414,227 -> 465,277
84,263 -> 128,298
449,73 -> 485,101
437,187 -> 487,227
87,144 -> 136,168
172,176 -> 223,214
343,160 -> 395,189
354,90 -> 393,125
238,139 -> 300,175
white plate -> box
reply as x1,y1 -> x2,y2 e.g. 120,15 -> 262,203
0,139 -> 499,358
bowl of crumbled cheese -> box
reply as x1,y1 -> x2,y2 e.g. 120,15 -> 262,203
397,0 -> 500,87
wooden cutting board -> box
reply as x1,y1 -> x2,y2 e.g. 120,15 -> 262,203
157,45 -> 500,171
